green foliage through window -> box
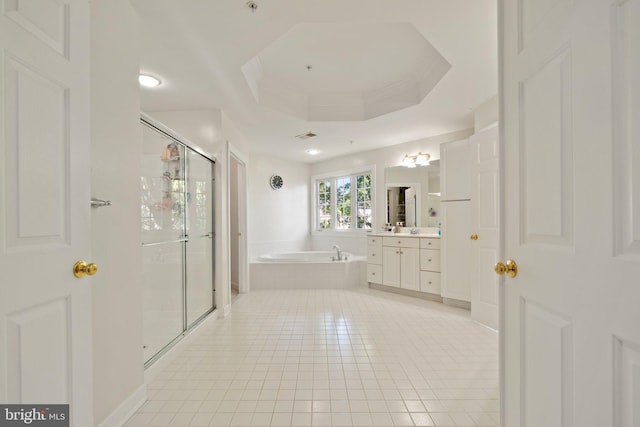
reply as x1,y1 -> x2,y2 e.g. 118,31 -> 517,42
318,180 -> 331,229
316,171 -> 372,231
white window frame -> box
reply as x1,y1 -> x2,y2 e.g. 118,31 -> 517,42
311,165 -> 376,235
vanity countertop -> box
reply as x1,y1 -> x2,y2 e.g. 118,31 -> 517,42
369,232 -> 440,239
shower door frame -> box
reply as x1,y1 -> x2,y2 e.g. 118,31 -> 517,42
140,114 -> 216,368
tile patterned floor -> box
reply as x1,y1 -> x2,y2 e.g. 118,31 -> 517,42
126,288 -> 498,426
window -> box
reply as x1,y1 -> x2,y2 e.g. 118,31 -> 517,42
318,179 -> 331,229
336,177 -> 351,229
356,174 -> 372,229
313,168 -> 374,232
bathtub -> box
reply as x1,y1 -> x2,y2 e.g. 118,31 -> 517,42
257,251 -> 355,263
250,251 -> 366,289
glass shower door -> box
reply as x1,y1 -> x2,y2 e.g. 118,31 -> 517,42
185,150 -> 215,327
141,124 -> 186,362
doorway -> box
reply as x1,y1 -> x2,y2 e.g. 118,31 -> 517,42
230,152 -> 248,297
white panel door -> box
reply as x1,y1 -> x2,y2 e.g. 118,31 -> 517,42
501,0 -> 640,426
0,0 -> 92,424
470,126 -> 500,330
405,187 -> 417,227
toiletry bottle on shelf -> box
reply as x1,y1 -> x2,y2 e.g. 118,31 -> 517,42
438,223 -> 441,237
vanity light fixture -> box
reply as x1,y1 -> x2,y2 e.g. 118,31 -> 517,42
416,152 -> 430,165
139,74 -> 161,88
402,152 -> 431,168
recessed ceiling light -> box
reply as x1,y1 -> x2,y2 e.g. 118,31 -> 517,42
139,74 -> 161,88
306,149 -> 320,155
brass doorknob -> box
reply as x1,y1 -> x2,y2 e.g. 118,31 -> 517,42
73,260 -> 98,278
470,234 -> 478,240
495,260 -> 518,278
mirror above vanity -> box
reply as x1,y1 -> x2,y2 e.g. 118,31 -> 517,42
384,160 -> 441,228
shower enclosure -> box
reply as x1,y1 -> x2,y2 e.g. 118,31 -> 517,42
140,116 -> 215,366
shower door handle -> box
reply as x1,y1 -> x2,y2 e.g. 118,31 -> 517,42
201,232 -> 214,238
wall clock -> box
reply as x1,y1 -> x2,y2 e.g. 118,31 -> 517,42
270,174 -> 284,190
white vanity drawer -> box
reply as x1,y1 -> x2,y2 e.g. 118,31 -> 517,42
420,271 -> 441,294
367,245 -> 382,265
420,249 -> 441,272
383,236 -> 420,248
367,236 -> 383,247
367,264 -> 382,284
420,238 -> 441,249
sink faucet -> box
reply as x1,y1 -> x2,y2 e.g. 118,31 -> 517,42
332,245 -> 343,261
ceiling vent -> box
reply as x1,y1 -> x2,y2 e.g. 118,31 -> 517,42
295,132 -> 317,140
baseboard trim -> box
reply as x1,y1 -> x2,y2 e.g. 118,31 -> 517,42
443,297 -> 471,310
369,283 -> 443,303
97,383 -> 146,427
223,303 -> 232,317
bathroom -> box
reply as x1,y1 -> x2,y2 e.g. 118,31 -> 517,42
3,0 -> 636,425
117,1 -> 497,423
2,0 -> 501,425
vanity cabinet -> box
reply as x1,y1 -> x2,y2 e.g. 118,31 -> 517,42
381,236 -> 420,291
367,234 -> 441,296
420,238 -> 441,294
382,246 -> 420,290
366,236 -> 383,284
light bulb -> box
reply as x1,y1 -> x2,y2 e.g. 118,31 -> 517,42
139,74 -> 161,88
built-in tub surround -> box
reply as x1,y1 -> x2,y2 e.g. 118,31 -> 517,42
251,251 -> 366,289
257,251 -> 355,263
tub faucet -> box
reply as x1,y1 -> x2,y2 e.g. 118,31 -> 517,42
332,245 -> 343,261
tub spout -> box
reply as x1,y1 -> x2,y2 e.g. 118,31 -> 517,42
332,245 -> 343,261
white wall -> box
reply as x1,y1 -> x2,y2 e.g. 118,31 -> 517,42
90,0 -> 144,425
147,110 -> 222,154
248,154 -> 311,259
474,95 -> 499,132
222,112 -> 251,156
310,129 -> 473,255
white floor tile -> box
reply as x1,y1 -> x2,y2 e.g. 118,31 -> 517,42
250,412 -> 273,426
429,412 -> 456,426
126,289 -> 498,427
188,412 -> 213,426
351,412 -> 373,426
370,412 -> 394,426
411,413 -> 435,426
290,413 -> 312,427
389,412 -> 415,426
331,412 -> 353,427
169,412 -> 194,426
